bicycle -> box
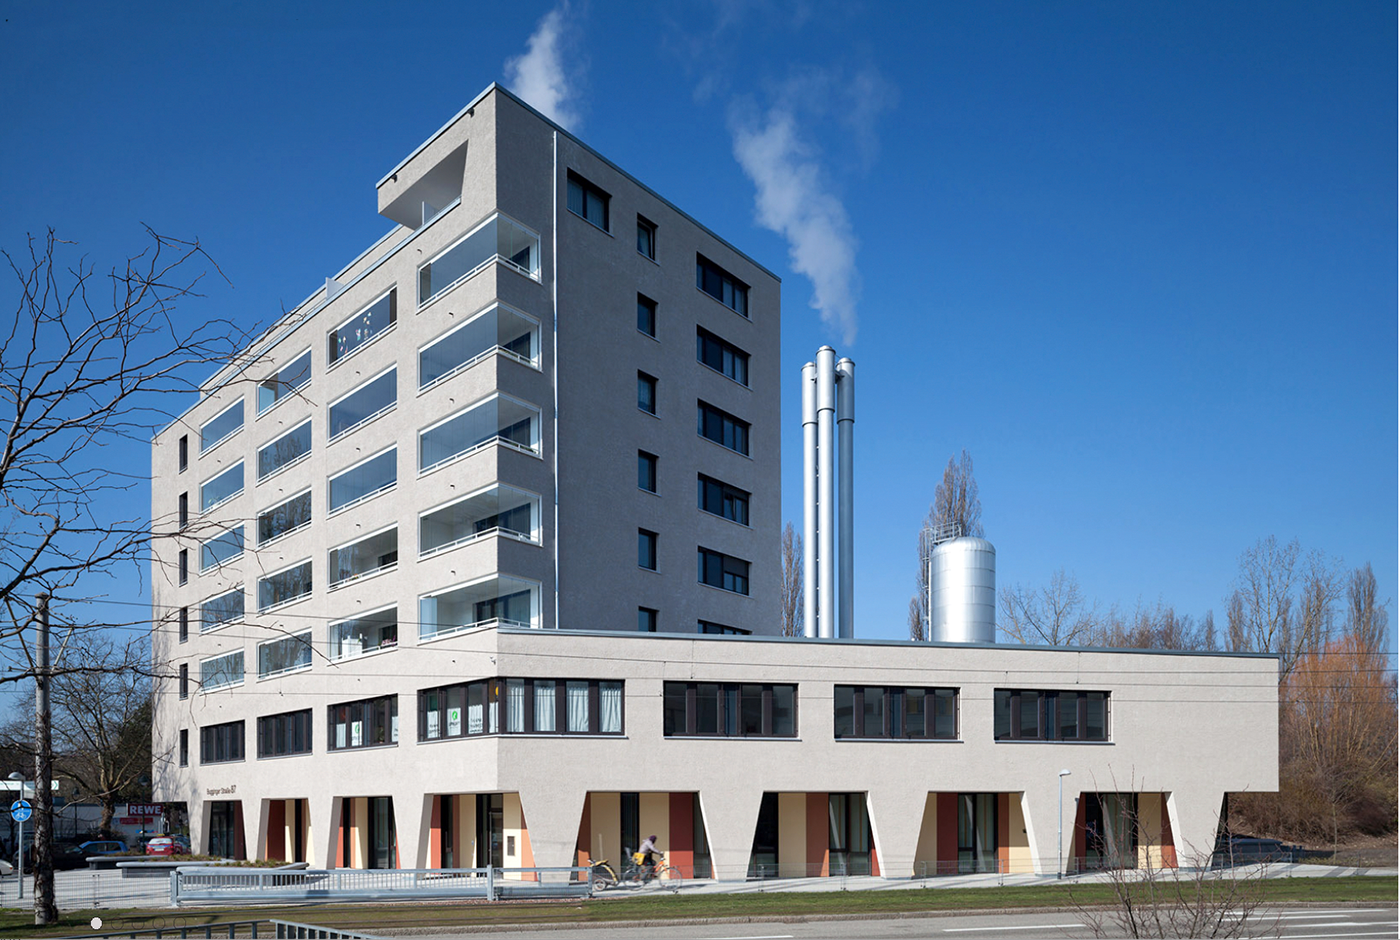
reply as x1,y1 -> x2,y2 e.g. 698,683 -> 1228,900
623,852 -> 682,887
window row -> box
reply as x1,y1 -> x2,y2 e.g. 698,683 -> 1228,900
185,686 -> 1116,761
420,678 -> 623,740
993,689 -> 1110,742
833,686 -> 958,740
637,610 -> 750,635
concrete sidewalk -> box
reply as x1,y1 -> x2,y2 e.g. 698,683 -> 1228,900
0,862 -> 1392,911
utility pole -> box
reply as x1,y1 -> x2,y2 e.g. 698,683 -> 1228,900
33,594 -> 56,925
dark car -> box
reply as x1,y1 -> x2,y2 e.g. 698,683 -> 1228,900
1211,836 -> 1298,867
76,839 -> 130,857
15,841 -> 90,871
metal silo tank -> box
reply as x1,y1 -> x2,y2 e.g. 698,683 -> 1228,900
929,536 -> 997,643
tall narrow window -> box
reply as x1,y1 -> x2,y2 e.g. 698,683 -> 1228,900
179,729 -> 188,767
566,171 -> 610,230
178,550 -> 188,585
178,606 -> 189,643
638,373 -> 657,415
637,216 -> 656,259
638,451 -> 657,493
637,294 -> 657,337
178,435 -> 189,472
178,492 -> 189,530
179,664 -> 189,700
639,530 -> 658,571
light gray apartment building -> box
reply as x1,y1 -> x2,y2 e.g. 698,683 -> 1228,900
150,85 -> 1278,880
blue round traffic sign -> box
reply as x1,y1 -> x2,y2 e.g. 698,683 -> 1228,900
10,799 -> 31,822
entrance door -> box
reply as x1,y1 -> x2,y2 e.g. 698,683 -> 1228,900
476,793 -> 503,868
208,802 -> 238,859
957,793 -> 997,873
368,797 -> 396,869
828,793 -> 871,875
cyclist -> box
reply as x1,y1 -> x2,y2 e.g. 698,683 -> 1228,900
638,834 -> 662,881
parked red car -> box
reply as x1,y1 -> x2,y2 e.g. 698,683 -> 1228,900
144,836 -> 190,856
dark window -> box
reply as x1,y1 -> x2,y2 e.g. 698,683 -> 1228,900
637,294 -> 657,337
178,435 -> 188,472
178,663 -> 189,700
178,550 -> 188,585
833,686 -> 958,740
178,606 -> 189,643
639,530 -> 658,570
698,474 -> 749,525
637,216 -> 656,259
200,721 -> 245,764
698,547 -> 749,595
328,695 -> 398,750
697,328 -> 749,386
696,255 -> 748,317
638,608 -> 658,632
698,620 -> 750,635
418,678 -> 623,738
566,171 -> 609,230
697,402 -> 749,455
179,729 -> 188,767
178,493 -> 188,530
638,451 -> 657,493
638,373 -> 657,414
662,682 -> 796,737
993,689 -> 1110,742
257,709 -> 313,758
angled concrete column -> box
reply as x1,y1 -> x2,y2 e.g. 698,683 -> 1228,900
393,789 -> 430,869
307,792 -> 339,869
253,796 -> 272,861
1021,781 -> 1070,876
187,793 -> 206,856
699,787 -> 763,881
866,785 -> 932,878
515,783 -> 587,870
1166,789 -> 1225,867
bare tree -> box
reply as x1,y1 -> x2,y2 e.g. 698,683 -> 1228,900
779,522 -> 803,637
909,450 -> 983,641
1344,562 -> 1389,656
999,569 -> 1099,646
1225,537 -> 1340,679
0,229 -> 248,641
1093,601 -> 1216,651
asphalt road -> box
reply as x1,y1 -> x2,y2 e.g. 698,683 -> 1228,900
416,906 -> 1398,940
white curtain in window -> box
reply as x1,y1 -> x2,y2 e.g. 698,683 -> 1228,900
507,679 -> 525,733
535,681 -> 555,732
567,681 -> 589,733
488,694 -> 499,734
600,682 -> 622,733
468,699 -> 483,735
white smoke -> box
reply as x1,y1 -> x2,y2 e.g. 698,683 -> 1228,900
504,4 -> 580,129
731,104 -> 861,344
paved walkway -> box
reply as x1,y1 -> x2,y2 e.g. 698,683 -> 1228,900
0,862 -> 1392,911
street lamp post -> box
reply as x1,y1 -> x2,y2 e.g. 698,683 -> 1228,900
8,772 -> 26,899
1057,769 -> 1072,879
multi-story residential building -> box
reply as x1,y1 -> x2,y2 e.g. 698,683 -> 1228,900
150,85 -> 1277,879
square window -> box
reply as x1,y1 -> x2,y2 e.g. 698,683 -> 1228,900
637,294 -> 657,337
639,530 -> 658,570
638,451 -> 657,493
638,607 -> 658,632
566,171 -> 610,231
637,216 -> 656,260
638,373 -> 657,415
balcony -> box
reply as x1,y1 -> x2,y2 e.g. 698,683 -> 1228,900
419,304 -> 540,392
418,214 -> 540,307
419,394 -> 540,474
419,576 -> 539,640
420,485 -> 539,558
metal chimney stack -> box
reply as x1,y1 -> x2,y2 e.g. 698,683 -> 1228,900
801,347 -> 855,639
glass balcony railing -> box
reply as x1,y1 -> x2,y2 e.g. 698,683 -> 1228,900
418,214 -> 541,307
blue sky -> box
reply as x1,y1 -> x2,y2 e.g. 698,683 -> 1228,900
0,1 -> 1394,651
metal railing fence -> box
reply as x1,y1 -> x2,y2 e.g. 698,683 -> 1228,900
170,866 -> 592,906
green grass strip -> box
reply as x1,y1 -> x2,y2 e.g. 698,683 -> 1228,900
0,875 -> 1391,936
